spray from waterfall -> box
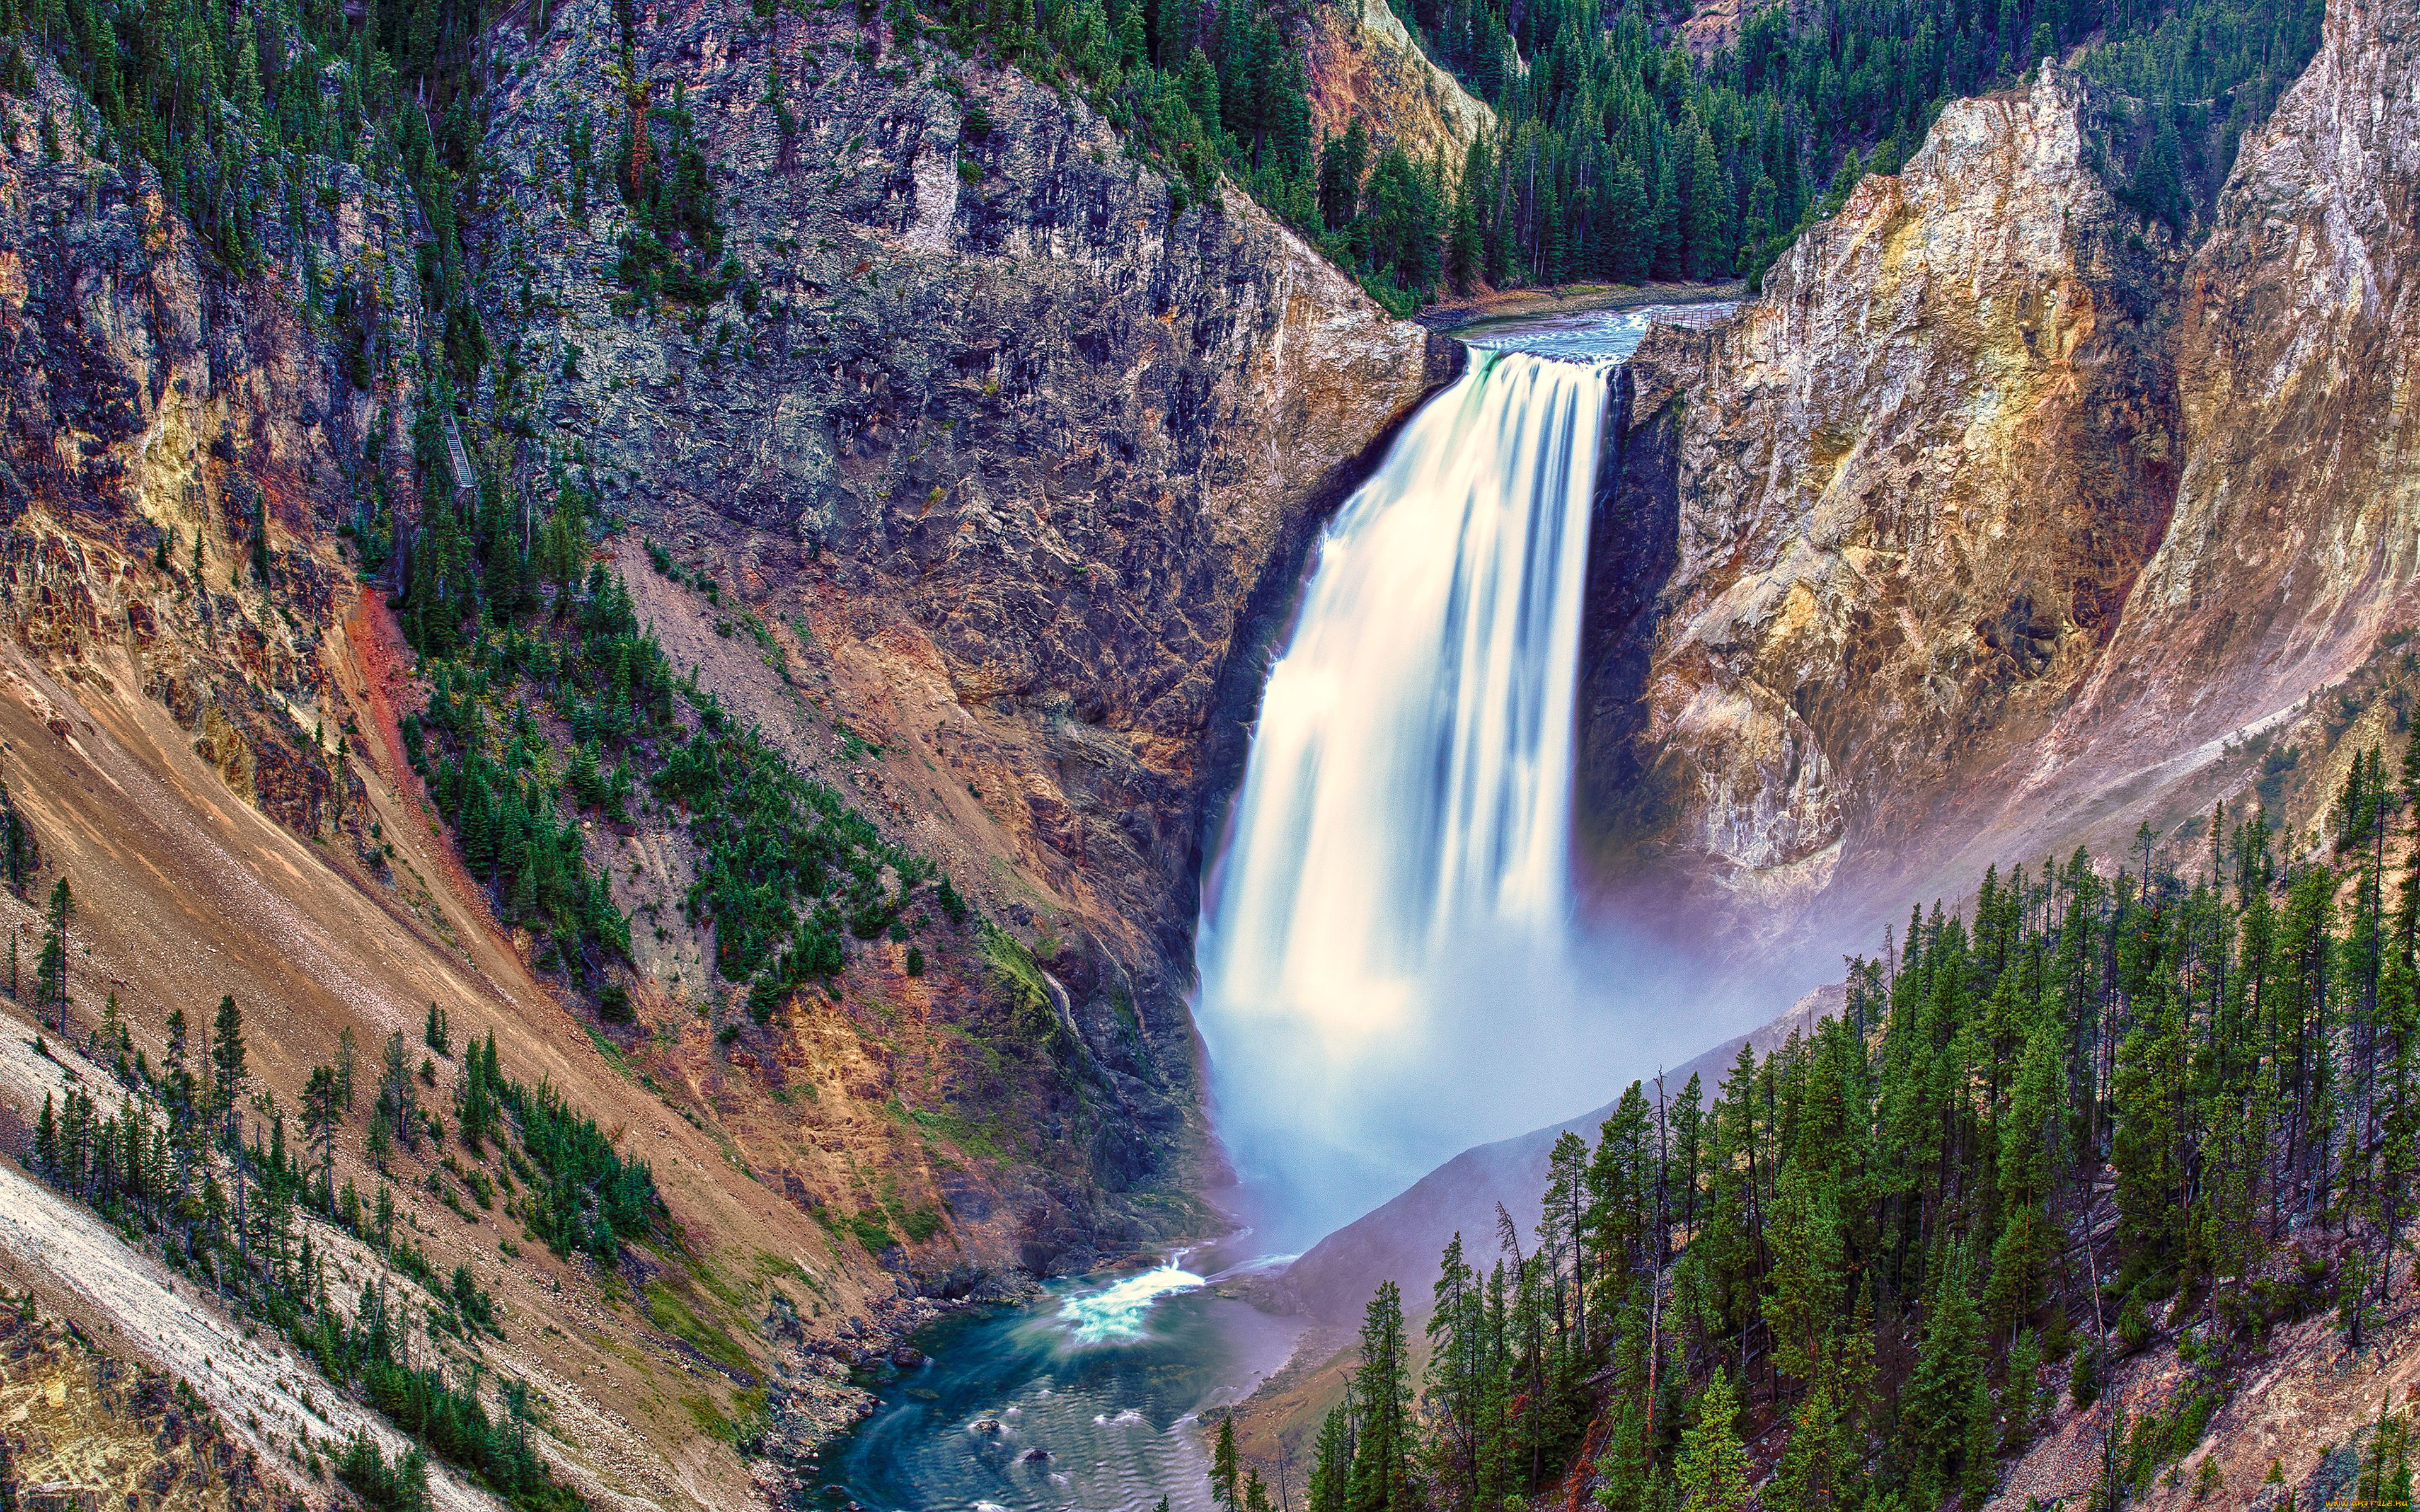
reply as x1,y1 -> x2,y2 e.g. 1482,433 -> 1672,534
1196,312 -> 1692,1242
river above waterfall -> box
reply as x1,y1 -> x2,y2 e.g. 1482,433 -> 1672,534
830,1252 -> 1306,1512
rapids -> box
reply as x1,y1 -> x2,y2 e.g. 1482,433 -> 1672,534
831,1253 -> 1305,1511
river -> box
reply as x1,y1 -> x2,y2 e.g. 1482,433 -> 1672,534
831,1249 -> 1306,1511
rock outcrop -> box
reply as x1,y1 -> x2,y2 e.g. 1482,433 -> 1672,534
1586,0 -> 2417,980
2021,0 -> 2420,828
0,66 -> 405,851
1300,0 -> 1494,166
1584,68 -> 2182,936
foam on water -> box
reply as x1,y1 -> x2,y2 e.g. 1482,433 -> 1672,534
1051,1265 -> 1207,1346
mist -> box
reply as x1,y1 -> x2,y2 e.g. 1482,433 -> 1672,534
1197,912 -> 1786,1251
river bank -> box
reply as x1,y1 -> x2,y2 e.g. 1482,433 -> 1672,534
1417,277 -> 1747,330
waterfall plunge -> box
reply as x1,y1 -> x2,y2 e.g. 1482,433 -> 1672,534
1197,318 -> 1657,1240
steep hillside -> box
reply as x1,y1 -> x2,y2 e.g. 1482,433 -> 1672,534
0,0 -> 1452,1504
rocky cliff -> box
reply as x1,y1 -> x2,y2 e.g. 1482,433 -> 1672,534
2016,0 -> 2420,844
0,63 -> 410,855
1587,11 -> 2417,961
1299,0 -> 1493,166
1582,67 -> 2182,939
468,0 -> 1453,1232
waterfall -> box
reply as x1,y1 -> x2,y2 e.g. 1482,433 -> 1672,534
1196,314 -> 1662,1239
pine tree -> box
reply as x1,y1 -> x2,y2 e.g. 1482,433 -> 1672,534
1308,1387 -> 1355,1512
34,876 -> 69,1034
1902,1241 -> 1986,1503
1349,1280 -> 1413,1512
1244,1470 -> 1274,1512
1318,117 -> 1368,232
1681,123 -> 1730,280
1213,1414 -> 1242,1510
1763,1160 -> 1843,1389
1674,1370 -> 1750,1512
209,994 -> 247,1143
376,1028 -> 418,1152
2002,1328 -> 2043,1453
302,1064 -> 344,1210
1960,1368 -> 1999,1505
1424,1232 -> 1489,1505
1,779 -> 35,894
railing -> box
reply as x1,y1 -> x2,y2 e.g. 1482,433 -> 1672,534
1645,301 -> 1741,333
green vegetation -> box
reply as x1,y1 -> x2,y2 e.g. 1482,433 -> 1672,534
1418,0 -> 2321,295
338,1433 -> 435,1512
609,0 -> 731,314
398,482 -> 642,976
1311,752 -> 2420,1512
847,1208 -> 896,1254
0,0 -> 498,596
655,686 -> 935,987
398,476 -> 958,1021
0,0 -> 952,1035
457,1030 -> 662,1259
925,0 -> 2322,311
643,1279 -> 757,1379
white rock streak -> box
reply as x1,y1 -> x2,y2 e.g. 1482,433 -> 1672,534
0,1029 -> 501,1512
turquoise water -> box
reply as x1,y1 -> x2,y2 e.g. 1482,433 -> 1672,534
831,1257 -> 1306,1512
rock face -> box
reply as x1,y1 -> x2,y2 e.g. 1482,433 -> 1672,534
1299,0 -> 1493,166
475,0 -> 1453,1205
1587,0 -> 2419,968
1584,69 -> 2182,934
0,65 -> 401,850
2026,0 -> 2420,817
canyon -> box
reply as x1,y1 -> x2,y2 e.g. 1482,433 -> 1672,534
0,0 -> 2409,1502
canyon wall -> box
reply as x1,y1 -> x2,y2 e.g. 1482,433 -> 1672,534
0,0 -> 1456,1498
2012,0 -> 2420,840
473,0 -> 1455,1217
1589,14 -> 2416,958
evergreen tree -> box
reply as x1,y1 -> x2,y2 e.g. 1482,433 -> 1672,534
1318,117 -> 1368,232
209,994 -> 246,1142
1213,1414 -> 1242,1510
1349,1280 -> 1414,1512
302,1065 -> 345,1210
34,876 -> 69,1034
1674,1370 -> 1749,1512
